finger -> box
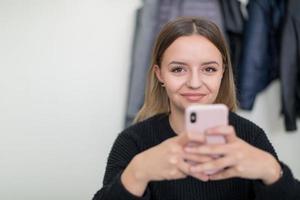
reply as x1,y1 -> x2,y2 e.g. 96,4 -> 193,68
184,141 -> 203,152
209,167 -> 236,180
190,156 -> 234,173
166,169 -> 187,180
176,133 -> 190,146
183,153 -> 214,163
206,125 -> 237,143
177,157 -> 191,175
186,132 -> 206,143
184,143 -> 230,155
190,172 -> 209,182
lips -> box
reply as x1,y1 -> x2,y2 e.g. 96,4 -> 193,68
181,93 -> 206,102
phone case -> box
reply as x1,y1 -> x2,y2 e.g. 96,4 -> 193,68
185,104 -> 228,143
185,104 -> 229,175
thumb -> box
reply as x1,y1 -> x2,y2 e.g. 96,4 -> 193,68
176,133 -> 189,146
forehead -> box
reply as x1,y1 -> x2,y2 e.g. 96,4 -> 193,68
162,35 -> 222,65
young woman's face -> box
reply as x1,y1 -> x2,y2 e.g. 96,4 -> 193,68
155,34 -> 224,114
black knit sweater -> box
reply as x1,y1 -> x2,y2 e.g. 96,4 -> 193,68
93,112 -> 299,200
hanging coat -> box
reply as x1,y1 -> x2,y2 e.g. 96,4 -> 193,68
280,0 -> 300,131
237,0 -> 285,110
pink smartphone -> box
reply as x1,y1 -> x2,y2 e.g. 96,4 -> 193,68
185,104 -> 229,175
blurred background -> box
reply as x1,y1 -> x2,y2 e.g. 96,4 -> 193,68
0,0 -> 299,199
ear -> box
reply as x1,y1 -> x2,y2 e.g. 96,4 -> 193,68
153,65 -> 164,83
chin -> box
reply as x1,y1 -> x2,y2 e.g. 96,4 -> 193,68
184,99 -> 213,105
183,95 -> 215,105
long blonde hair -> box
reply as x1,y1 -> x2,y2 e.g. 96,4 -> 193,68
134,17 -> 237,123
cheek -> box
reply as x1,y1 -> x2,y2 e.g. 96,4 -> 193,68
164,76 -> 186,92
205,76 -> 222,92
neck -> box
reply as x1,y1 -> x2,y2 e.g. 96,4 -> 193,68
169,107 -> 185,135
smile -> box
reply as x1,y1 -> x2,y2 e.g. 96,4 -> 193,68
181,93 -> 206,102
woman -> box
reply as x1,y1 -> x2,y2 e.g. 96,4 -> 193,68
93,17 -> 298,199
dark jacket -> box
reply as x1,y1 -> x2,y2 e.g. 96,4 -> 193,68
237,0 -> 285,110
219,0 -> 245,77
125,0 -> 160,127
280,0 -> 300,131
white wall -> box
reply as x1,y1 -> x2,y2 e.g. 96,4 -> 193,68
0,1 -> 141,199
0,1 -> 299,200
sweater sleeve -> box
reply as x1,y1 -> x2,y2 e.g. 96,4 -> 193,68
251,127 -> 299,199
92,131 -> 151,200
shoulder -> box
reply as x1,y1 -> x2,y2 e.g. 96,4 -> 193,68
230,112 -> 279,157
117,113 -> 169,150
126,113 -> 167,131
123,113 -> 167,137
229,111 -> 266,144
229,111 -> 260,129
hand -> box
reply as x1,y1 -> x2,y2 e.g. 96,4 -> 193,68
183,132 -> 214,181
121,133 -> 190,196
121,133 -> 213,196
184,125 -> 282,185
133,133 -> 193,182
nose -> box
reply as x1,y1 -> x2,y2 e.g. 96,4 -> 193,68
186,71 -> 203,89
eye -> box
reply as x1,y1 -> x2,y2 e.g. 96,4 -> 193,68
204,66 -> 217,73
171,66 -> 186,73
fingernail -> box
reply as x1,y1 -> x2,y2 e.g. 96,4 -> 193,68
190,166 -> 200,172
198,135 -> 205,141
184,147 -> 193,152
202,176 -> 209,182
198,147 -> 208,153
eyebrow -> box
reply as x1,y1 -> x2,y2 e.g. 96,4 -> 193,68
168,61 -> 220,66
168,61 -> 187,66
201,61 -> 220,66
